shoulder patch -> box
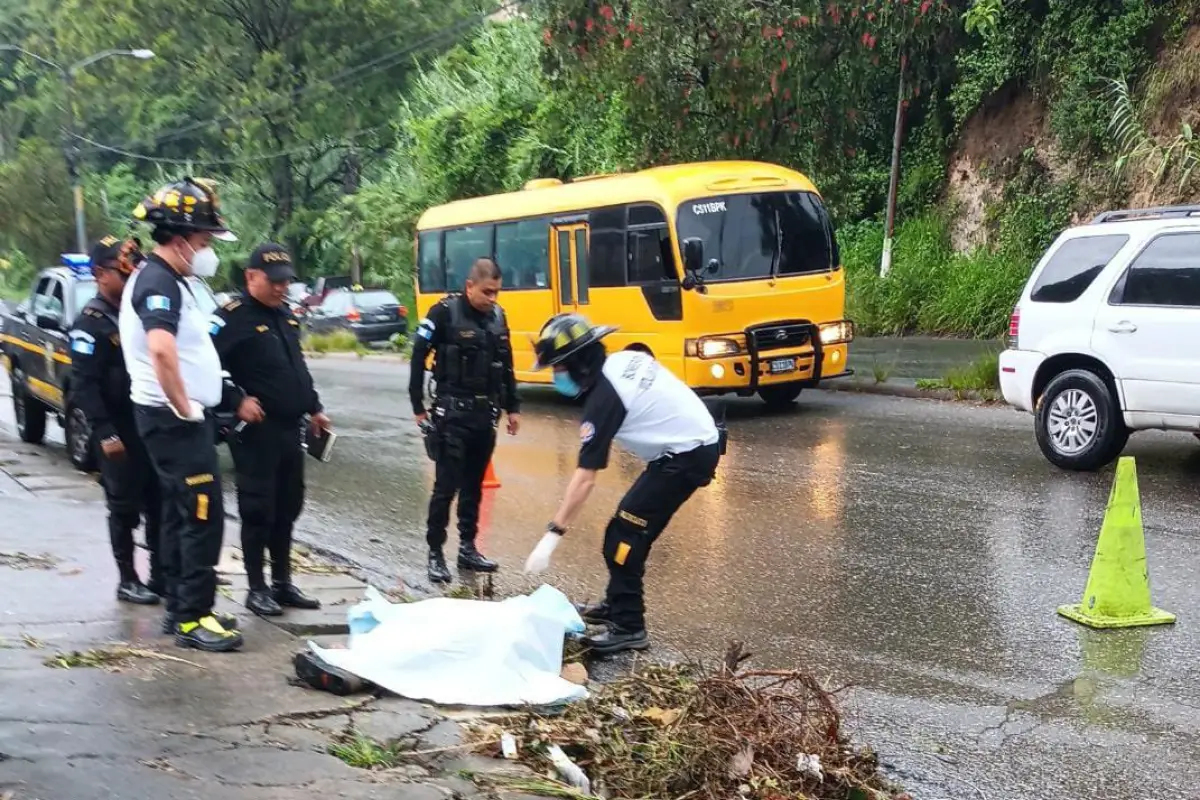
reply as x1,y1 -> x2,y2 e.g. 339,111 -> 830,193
82,307 -> 104,318
417,317 -> 435,341
69,330 -> 95,343
222,299 -> 242,311
255,324 -> 269,333
288,318 -> 299,327
145,295 -> 171,312
580,421 -> 596,444
208,314 -> 226,336
70,330 -> 95,356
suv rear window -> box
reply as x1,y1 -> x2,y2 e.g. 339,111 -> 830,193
1029,235 -> 1128,303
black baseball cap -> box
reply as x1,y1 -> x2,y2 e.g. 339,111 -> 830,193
247,243 -> 297,282
89,235 -> 125,267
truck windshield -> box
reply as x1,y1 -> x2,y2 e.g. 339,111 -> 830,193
675,191 -> 839,282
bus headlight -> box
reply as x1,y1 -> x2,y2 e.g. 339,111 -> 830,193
686,336 -> 745,359
819,320 -> 855,345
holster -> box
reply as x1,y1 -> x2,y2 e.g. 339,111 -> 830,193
420,419 -> 441,462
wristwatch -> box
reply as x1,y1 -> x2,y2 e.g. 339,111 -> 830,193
547,522 -> 566,535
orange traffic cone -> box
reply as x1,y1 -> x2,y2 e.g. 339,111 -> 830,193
482,459 -> 501,489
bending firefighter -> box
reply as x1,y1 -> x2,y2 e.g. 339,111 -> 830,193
410,258 -> 520,584
523,314 -> 722,655
69,236 -> 162,605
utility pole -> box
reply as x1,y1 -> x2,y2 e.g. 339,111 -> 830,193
0,46 -> 155,254
881,52 -> 906,278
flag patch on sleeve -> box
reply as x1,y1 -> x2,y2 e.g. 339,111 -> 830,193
145,295 -> 171,312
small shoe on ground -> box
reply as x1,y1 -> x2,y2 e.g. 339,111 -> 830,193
428,550 -> 452,584
246,589 -> 284,617
457,544 -> 498,573
294,649 -> 370,696
117,580 -> 161,606
163,610 -> 239,635
584,627 -> 650,656
175,615 -> 244,653
273,583 -> 321,610
575,601 -> 611,625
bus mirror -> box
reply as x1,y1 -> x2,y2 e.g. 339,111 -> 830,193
682,237 -> 704,275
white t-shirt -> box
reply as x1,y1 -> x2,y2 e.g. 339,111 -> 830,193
577,350 -> 719,468
120,255 -> 223,409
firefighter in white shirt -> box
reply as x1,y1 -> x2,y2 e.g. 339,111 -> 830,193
523,314 -> 722,655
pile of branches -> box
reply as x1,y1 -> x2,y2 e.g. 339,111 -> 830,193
469,643 -> 904,800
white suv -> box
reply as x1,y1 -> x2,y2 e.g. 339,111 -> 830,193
1000,205 -> 1200,471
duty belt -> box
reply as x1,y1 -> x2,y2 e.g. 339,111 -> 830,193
440,395 -> 492,413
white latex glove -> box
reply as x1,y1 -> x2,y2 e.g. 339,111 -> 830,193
171,399 -> 206,423
524,532 -> 562,574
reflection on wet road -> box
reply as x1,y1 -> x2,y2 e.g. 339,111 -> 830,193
299,357 -> 1200,800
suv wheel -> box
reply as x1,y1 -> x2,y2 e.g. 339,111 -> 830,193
758,383 -> 803,409
65,404 -> 96,472
1035,369 -> 1128,471
11,367 -> 47,445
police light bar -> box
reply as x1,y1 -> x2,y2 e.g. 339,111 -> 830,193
61,253 -> 92,276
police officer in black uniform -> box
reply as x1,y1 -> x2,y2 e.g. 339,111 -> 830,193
211,243 -> 329,617
69,235 -> 162,605
523,314 -> 722,655
410,258 -> 520,584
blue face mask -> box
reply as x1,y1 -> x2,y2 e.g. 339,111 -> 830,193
553,371 -> 582,398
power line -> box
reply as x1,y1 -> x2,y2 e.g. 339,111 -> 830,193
71,125 -> 387,166
117,0 -> 522,153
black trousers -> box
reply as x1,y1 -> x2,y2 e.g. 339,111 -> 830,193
96,421 -> 162,584
426,408 -> 496,550
135,406 -> 224,622
604,443 -> 720,632
230,419 -> 305,590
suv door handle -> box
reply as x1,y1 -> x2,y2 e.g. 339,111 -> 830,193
1108,321 -> 1138,334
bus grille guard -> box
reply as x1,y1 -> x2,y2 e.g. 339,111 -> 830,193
745,319 -> 824,394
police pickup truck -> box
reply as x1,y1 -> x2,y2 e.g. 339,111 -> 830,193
1,254 -> 223,472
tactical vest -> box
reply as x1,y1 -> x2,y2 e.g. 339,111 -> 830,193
433,295 -> 511,405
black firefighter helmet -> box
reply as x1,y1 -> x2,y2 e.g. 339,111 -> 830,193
132,177 -> 237,241
532,313 -> 617,370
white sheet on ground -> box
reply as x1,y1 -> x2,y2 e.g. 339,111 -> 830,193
309,584 -> 589,707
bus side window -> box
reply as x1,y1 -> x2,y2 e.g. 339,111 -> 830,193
495,218 -> 549,290
417,231 -> 446,293
445,225 -> 494,288
627,204 -> 674,284
589,206 -> 627,288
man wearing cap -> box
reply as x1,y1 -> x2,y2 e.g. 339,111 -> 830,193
69,236 -> 163,605
124,177 -> 246,653
211,243 -> 330,618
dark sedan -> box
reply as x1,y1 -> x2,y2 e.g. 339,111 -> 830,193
306,288 -> 408,343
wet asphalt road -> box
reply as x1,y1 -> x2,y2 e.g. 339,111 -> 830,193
298,357 -> 1200,800
4,357 -> 1200,799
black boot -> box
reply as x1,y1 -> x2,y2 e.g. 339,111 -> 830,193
246,588 -> 284,617
428,550 -> 452,583
584,627 -> 650,656
575,601 -> 611,625
146,574 -> 166,598
117,580 -> 161,606
273,583 -> 321,610
457,542 -> 498,573
175,615 -> 244,653
163,610 -> 239,635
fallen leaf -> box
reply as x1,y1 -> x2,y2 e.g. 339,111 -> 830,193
58,567 -> 84,576
639,707 -> 682,726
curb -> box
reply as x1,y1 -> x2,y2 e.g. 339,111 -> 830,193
303,350 -> 409,364
820,378 -> 1000,404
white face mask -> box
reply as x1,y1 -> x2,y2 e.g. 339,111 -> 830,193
184,240 -> 220,278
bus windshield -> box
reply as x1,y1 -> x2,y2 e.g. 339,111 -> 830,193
675,191 -> 839,282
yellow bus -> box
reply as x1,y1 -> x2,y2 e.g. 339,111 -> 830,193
413,160 -> 854,407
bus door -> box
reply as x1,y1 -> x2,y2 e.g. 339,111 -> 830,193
550,219 -> 590,315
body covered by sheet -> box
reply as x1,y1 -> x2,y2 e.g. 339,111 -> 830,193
310,585 -> 588,707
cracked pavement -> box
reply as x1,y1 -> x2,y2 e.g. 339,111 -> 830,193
0,461 -> 534,800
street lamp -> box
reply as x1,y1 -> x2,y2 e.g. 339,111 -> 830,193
0,45 -> 156,253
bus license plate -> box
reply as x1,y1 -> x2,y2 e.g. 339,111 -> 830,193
769,357 -> 796,374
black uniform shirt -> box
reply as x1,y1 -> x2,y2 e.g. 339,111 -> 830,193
210,294 -> 322,422
69,294 -> 132,441
408,295 -> 520,416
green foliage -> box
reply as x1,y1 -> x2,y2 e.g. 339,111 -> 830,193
304,330 -> 360,353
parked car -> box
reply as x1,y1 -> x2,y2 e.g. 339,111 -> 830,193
999,204 -> 1200,471
306,287 -> 408,343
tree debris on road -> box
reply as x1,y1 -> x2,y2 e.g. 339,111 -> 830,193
466,643 -> 903,800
